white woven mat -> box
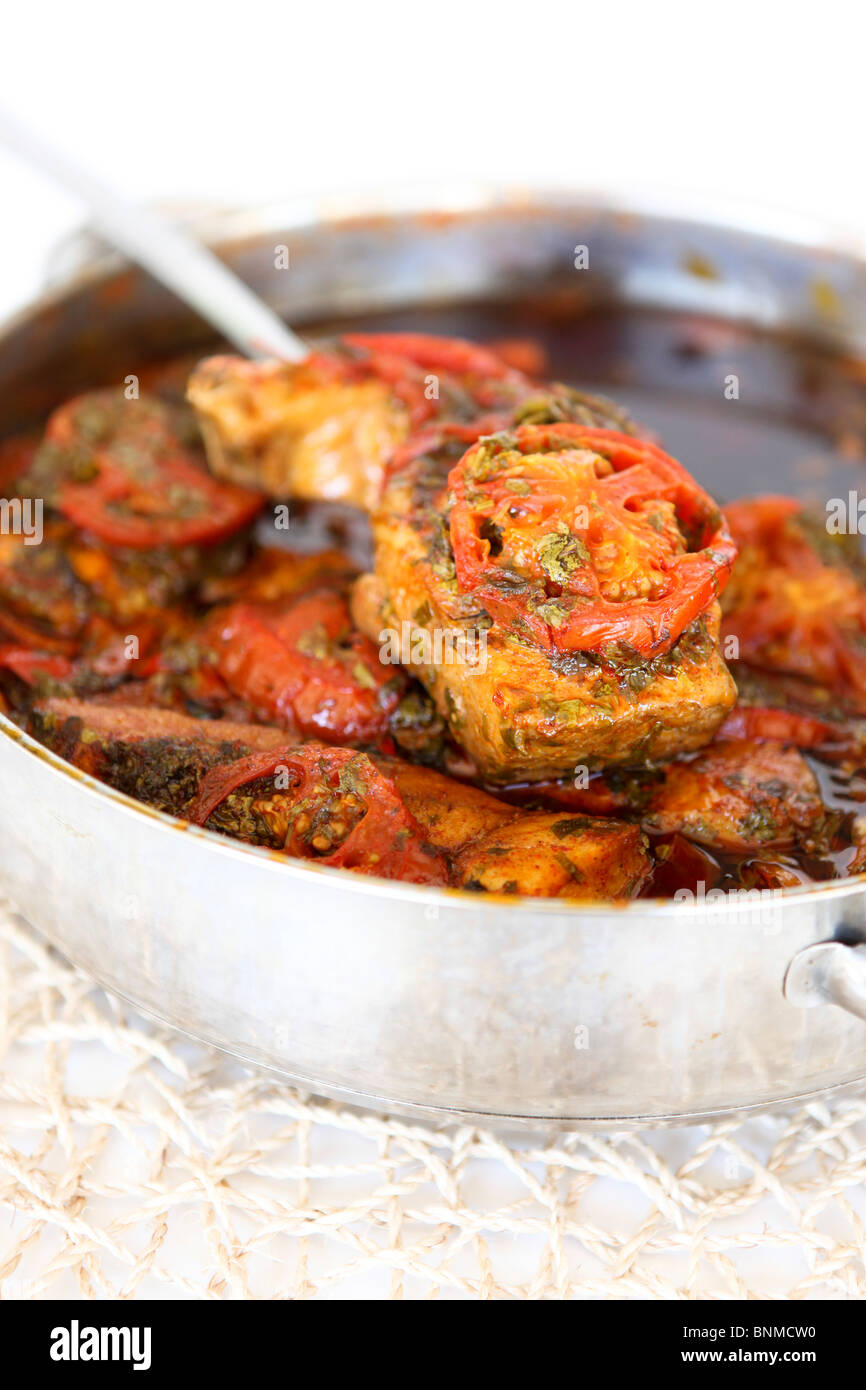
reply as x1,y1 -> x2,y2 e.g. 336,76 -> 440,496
1,897 -> 865,1301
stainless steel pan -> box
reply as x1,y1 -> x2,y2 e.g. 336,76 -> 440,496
3,188 -> 866,1129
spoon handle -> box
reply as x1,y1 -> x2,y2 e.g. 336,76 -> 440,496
0,106 -> 308,362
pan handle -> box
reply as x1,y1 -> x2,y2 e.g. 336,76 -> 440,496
784,941 -> 866,1022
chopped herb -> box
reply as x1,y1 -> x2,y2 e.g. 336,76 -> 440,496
534,531 -> 590,586
553,852 -> 587,882
551,816 -> 593,838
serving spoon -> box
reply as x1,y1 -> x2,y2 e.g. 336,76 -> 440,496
0,105 -> 309,362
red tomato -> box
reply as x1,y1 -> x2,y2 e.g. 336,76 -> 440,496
343,332 -> 522,382
46,390 -> 264,549
723,495 -> 802,546
448,425 -> 736,658
204,589 -> 401,744
0,607 -> 79,656
189,744 -> 447,884
716,706 -> 839,748
722,496 -> 866,705
329,332 -> 529,430
0,646 -> 73,684
59,452 -> 263,549
488,338 -> 548,377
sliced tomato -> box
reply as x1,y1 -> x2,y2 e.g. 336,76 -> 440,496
204,589 -> 402,744
722,496 -> 866,705
342,332 -> 522,382
0,646 -> 73,684
723,495 -> 803,547
44,390 -> 159,450
59,452 -> 263,549
0,522 -> 93,655
488,338 -> 548,377
0,606 -> 80,656
189,744 -> 447,884
332,332 -> 527,430
448,424 -> 736,658
45,389 -> 264,549
716,705 -> 840,747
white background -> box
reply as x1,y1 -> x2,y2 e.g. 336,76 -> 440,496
2,0 -> 866,317
2,0 -> 865,1300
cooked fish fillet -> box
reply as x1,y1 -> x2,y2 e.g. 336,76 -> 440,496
356,457 -> 736,783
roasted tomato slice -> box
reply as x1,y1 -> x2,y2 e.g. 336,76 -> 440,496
342,332 -> 522,383
722,496 -> 866,706
334,332 -> 528,428
43,390 -> 263,549
204,588 -> 402,743
488,338 -> 549,377
59,453 -> 263,549
0,646 -> 73,684
0,527 -> 90,655
716,705 -> 841,748
189,744 -> 447,883
447,424 -> 736,658
722,494 -> 802,546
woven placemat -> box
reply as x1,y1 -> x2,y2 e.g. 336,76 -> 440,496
1,896 -> 865,1300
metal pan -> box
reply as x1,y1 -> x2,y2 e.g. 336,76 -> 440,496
3,188 -> 866,1129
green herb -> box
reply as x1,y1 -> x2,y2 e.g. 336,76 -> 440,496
553,852 -> 587,882
534,531 -> 590,586
534,598 -> 568,628
551,817 -> 593,839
